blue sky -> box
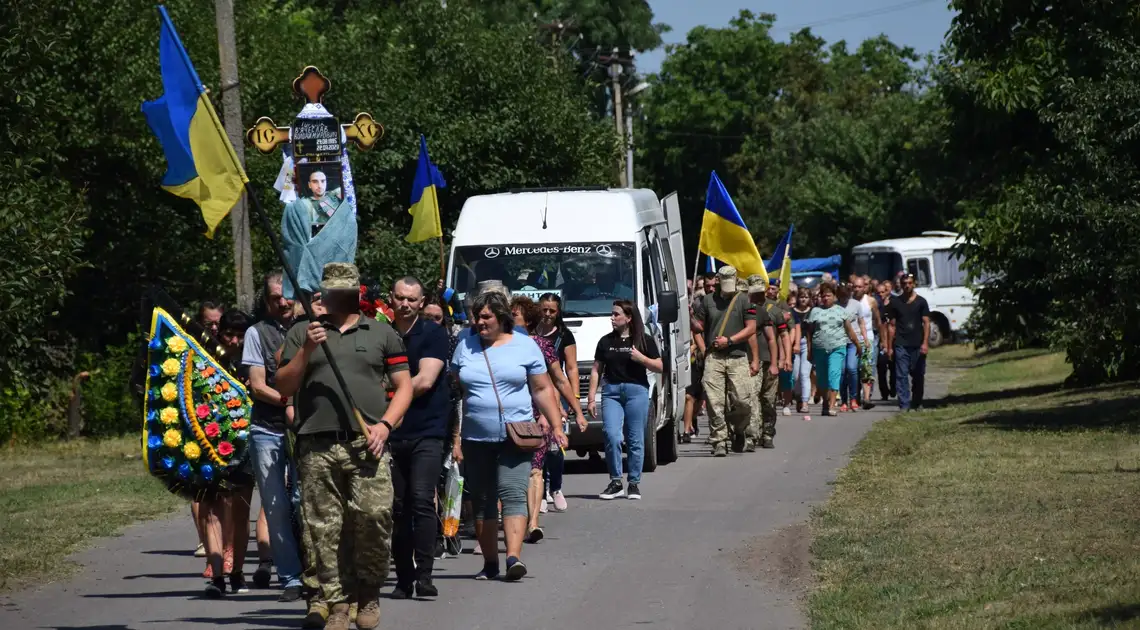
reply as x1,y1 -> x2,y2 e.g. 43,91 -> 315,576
639,0 -> 955,73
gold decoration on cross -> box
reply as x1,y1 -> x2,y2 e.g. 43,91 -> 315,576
245,66 -> 384,155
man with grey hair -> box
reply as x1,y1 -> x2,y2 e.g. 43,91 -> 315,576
242,270 -> 304,601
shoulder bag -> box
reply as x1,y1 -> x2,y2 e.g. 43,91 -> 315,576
481,340 -> 545,451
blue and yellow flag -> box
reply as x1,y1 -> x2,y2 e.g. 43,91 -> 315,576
406,135 -> 448,243
777,243 -> 793,299
766,225 -> 793,275
141,7 -> 248,239
698,171 -> 765,278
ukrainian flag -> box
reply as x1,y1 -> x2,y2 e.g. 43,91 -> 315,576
766,225 -> 793,275
777,243 -> 793,299
141,7 -> 247,239
768,225 -> 794,298
698,171 -> 765,278
406,135 -> 448,243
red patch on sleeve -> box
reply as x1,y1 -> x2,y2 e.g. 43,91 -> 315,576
385,354 -> 408,366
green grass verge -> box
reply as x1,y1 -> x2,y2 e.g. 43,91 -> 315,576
0,437 -> 182,592
810,346 -> 1140,629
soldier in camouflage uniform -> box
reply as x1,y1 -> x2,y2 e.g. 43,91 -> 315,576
691,266 -> 760,457
745,275 -> 780,450
746,274 -> 787,449
277,263 -> 414,630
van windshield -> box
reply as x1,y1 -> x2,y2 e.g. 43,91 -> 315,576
852,251 -> 903,282
451,242 -> 637,317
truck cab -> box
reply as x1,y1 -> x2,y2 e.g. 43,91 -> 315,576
447,187 -> 691,470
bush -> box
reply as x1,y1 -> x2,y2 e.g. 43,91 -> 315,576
79,334 -> 144,438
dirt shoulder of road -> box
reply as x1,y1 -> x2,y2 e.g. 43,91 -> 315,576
807,345 -> 1140,629
0,436 -> 182,592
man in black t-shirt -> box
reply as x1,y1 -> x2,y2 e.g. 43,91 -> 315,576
884,274 -> 930,411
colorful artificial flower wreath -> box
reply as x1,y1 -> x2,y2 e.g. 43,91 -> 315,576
142,307 -> 251,497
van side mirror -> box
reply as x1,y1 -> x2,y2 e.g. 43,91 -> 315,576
657,290 -> 679,325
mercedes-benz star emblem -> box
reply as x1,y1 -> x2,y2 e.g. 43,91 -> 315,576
484,247 -> 501,259
595,244 -> 613,257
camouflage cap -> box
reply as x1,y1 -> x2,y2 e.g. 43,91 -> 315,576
746,273 -> 768,293
321,262 -> 360,292
717,265 -> 738,293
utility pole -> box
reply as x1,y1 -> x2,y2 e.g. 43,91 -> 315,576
610,60 -> 625,187
215,0 -> 254,312
600,47 -> 633,187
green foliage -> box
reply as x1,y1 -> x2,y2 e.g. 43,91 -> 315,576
79,335 -> 143,438
1,0 -> 618,440
945,0 -> 1140,383
640,11 -> 952,261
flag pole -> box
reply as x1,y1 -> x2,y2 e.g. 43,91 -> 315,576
691,248 -> 702,287
438,236 -> 447,288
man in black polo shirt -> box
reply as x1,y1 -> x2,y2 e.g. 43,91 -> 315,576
387,276 -> 450,599
885,273 -> 931,411
276,263 -> 413,630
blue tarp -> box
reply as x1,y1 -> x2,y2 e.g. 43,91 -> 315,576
788,255 -> 841,279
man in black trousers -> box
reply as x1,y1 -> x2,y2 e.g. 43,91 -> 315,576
388,276 -> 451,598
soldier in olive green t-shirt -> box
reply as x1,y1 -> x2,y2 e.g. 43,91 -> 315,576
274,262 -> 413,627
690,266 -> 759,457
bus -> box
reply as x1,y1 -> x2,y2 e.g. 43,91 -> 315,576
851,231 -> 975,347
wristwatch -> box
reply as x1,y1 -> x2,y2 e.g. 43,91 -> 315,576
378,419 -> 394,433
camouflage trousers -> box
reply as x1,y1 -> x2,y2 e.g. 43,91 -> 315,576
703,353 -> 753,450
296,434 -> 394,606
750,362 -> 779,442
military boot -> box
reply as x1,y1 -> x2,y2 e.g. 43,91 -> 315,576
355,587 -> 381,629
324,603 -> 351,630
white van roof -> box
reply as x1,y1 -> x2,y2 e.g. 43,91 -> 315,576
452,188 -> 663,246
852,231 -> 964,254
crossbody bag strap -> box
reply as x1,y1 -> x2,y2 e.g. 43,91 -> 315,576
715,292 -> 742,339
480,339 -> 506,424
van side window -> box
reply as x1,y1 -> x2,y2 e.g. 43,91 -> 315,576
907,258 -> 932,287
932,249 -> 968,287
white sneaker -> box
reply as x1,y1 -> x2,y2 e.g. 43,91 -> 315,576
539,499 -> 549,514
552,490 -> 568,512
781,406 -> 791,416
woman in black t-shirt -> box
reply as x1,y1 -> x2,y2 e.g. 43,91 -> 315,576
587,300 -> 663,501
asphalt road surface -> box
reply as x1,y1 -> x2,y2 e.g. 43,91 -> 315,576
1,391 -> 942,630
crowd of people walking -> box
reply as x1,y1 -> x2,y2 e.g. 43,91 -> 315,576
170,255 -> 931,630
684,266 -> 932,451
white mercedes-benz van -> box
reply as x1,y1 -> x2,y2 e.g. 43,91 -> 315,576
447,187 -> 691,470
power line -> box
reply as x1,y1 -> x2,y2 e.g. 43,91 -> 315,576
657,0 -> 942,48
773,0 -> 941,33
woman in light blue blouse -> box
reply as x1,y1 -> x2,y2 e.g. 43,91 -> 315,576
451,290 -> 566,582
805,283 -> 861,417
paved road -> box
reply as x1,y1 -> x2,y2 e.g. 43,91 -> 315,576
0,389 -> 943,630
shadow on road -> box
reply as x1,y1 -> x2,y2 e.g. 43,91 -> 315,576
83,590 -> 280,602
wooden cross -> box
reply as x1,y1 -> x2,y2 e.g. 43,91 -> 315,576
245,66 -> 383,155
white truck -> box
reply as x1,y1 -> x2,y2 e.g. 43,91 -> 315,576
851,231 -> 976,347
447,187 -> 691,470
